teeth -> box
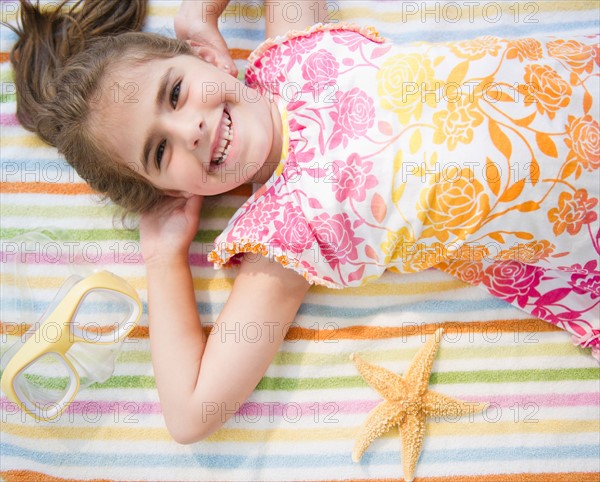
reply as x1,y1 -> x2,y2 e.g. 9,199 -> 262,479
211,110 -> 233,165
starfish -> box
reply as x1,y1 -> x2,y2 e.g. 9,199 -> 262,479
350,328 -> 488,482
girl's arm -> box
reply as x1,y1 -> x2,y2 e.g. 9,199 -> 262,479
174,0 -> 238,76
141,196 -> 310,444
265,0 -> 327,39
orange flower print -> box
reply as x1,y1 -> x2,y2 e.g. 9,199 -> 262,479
449,36 -> 502,60
498,240 -> 556,263
565,115 -> 600,172
401,242 -> 449,272
547,39 -> 599,75
432,95 -> 484,150
417,168 -> 491,243
548,190 -> 599,236
506,38 -> 542,61
451,243 -> 490,261
524,64 -> 572,119
437,260 -> 484,284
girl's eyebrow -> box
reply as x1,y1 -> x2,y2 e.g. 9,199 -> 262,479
141,66 -> 174,173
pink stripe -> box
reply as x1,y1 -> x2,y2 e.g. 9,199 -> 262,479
467,393 -> 600,408
1,114 -> 20,127
1,251 -> 215,267
2,393 -> 598,419
0,250 -> 144,266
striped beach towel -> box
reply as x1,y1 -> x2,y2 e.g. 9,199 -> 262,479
1,1 -> 599,481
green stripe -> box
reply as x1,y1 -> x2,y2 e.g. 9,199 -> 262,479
116,351 -> 152,363
0,71 -> 15,103
429,368 -> 600,384
260,368 -> 600,390
0,228 -> 222,243
1,205 -> 121,218
273,342 -> 589,365
0,203 -> 237,221
0,93 -> 16,104
0,344 -> 588,369
1,70 -> 14,83
4,368 -> 595,392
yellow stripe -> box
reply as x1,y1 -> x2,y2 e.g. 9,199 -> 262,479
147,2 -> 600,24
2,419 -> 596,442
0,135 -> 50,148
148,3 -> 264,19
0,274 -> 469,296
339,2 -> 600,23
213,419 -> 600,441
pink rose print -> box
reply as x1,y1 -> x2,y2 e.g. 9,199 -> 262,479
230,192 -> 281,240
331,30 -> 370,51
254,45 -> 286,93
301,49 -> 339,93
571,274 -> 600,298
283,147 -> 316,183
273,204 -> 313,253
283,32 -> 323,69
569,260 -> 600,298
482,261 -> 544,308
311,213 -> 364,269
333,153 -> 378,202
245,67 -> 259,90
299,260 -> 319,280
329,88 -> 375,149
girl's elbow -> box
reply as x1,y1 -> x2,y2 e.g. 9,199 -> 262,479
165,414 -> 224,445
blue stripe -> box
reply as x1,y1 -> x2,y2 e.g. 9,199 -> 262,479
209,297 -> 510,318
1,442 -> 598,469
2,19 -> 598,43
2,296 -> 513,321
383,20 -> 600,43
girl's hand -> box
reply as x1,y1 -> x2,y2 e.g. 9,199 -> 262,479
188,26 -> 238,78
139,195 -> 203,264
174,13 -> 238,77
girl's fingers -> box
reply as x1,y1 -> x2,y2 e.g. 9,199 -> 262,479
188,41 -> 238,77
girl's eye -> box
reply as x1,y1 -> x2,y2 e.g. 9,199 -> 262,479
170,80 -> 181,108
156,80 -> 182,169
156,140 -> 166,169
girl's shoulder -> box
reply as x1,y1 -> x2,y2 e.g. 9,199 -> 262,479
247,22 -> 387,66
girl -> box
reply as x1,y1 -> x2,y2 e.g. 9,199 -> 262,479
5,0 -> 599,444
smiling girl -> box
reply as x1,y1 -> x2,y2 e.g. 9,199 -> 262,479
5,0 -> 599,443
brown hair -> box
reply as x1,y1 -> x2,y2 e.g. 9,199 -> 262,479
4,0 -> 193,214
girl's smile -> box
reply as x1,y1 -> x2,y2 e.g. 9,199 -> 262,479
92,54 -> 283,197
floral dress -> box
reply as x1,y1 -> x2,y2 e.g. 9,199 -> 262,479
209,24 -> 600,358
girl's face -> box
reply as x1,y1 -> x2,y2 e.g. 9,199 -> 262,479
93,54 -> 282,197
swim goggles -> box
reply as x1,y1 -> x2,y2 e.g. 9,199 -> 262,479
1,271 -> 142,421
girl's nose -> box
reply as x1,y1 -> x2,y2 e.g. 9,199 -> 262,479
176,112 -> 205,151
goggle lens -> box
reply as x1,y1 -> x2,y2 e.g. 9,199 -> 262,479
70,289 -> 138,343
14,352 -> 77,419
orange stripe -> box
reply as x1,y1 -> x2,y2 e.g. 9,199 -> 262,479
0,182 -> 94,195
344,474 -> 600,482
230,48 -> 252,60
0,49 -> 248,64
0,182 -> 252,197
2,472 -> 598,482
287,319 -> 560,341
1,319 -> 559,340
1,471 -> 112,482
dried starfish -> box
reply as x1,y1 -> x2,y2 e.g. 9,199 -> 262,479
350,328 -> 488,482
